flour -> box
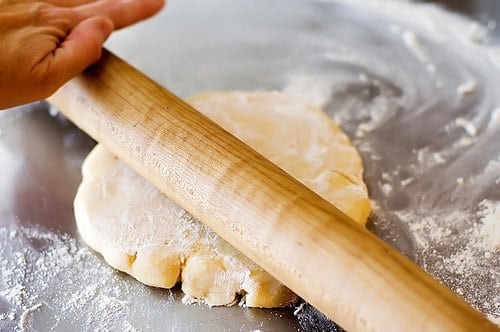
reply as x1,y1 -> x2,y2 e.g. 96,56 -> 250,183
394,200 -> 500,322
490,107 -> 500,125
401,177 -> 415,187
432,152 -> 446,164
0,0 -> 499,329
0,226 -> 153,331
293,303 -> 305,316
282,75 -> 333,108
457,80 -> 478,96
123,321 -> 140,332
455,117 -> 478,136
380,183 -> 393,195
400,29 -> 437,74
18,303 -> 42,332
279,0 -> 500,323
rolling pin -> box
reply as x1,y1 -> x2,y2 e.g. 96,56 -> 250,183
48,49 -> 498,332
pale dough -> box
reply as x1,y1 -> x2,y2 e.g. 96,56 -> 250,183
74,91 -> 371,307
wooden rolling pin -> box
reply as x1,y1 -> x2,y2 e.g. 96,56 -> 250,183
48,50 -> 497,332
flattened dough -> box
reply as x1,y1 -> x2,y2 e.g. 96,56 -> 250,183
75,91 -> 371,307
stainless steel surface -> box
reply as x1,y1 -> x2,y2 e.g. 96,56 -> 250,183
1,0 -> 499,331
0,106 -> 302,331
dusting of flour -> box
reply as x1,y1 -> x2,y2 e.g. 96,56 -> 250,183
0,227 -> 147,331
280,0 -> 500,324
394,200 -> 500,321
0,0 -> 499,330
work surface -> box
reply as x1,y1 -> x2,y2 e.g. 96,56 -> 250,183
1,0 -> 499,330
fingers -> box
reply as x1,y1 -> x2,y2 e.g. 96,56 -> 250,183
34,16 -> 114,97
53,16 -> 114,78
9,0 -> 96,7
76,0 -> 165,30
34,6 -> 82,33
18,0 -> 164,32
32,0 -> 165,79
2,0 -> 164,106
39,0 -> 96,7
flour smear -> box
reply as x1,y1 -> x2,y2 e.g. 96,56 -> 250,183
1,0 -> 500,330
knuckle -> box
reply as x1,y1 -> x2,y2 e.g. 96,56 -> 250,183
30,2 -> 54,24
32,4 -> 79,32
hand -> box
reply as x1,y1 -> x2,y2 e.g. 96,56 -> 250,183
0,0 -> 164,110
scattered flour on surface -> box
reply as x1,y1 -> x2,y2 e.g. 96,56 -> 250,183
457,80 -> 478,96
18,303 -> 42,332
397,200 -> 500,321
293,303 -> 305,316
455,117 -> 478,136
0,226 -> 156,331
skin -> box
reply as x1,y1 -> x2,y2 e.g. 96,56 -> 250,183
0,0 -> 165,110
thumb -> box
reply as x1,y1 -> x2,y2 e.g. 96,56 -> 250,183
48,16 -> 114,89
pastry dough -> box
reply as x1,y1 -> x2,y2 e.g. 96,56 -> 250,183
74,91 -> 371,307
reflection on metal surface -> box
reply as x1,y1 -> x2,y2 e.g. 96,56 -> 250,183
1,0 -> 499,330
0,107 -> 301,331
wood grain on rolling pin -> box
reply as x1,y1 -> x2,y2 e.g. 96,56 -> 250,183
48,50 -> 498,332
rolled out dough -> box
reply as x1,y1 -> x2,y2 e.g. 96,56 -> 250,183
74,91 -> 371,307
